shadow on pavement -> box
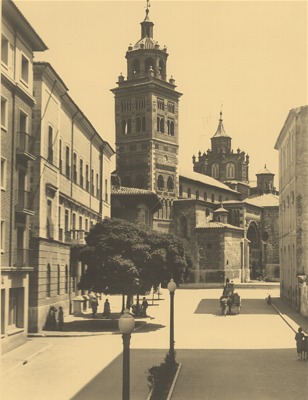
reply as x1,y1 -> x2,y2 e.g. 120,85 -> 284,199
195,299 -> 278,315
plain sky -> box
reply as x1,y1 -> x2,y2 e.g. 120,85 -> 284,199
16,0 -> 307,186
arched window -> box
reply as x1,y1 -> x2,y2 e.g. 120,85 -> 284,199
57,265 -> 60,295
160,118 -> 164,133
122,176 -> 131,187
121,119 -> 127,135
157,117 -> 160,132
145,58 -> 154,73
196,190 -> 199,199
167,120 -> 170,135
212,163 -> 219,178
204,192 -> 207,201
158,175 -> 164,190
226,163 -> 235,179
167,176 -> 174,191
136,117 -> 141,132
159,60 -> 166,79
135,175 -> 145,189
219,195 -> 222,202
65,265 -> 68,294
47,264 -> 51,298
132,59 -> 140,75
127,119 -> 131,134
211,194 -> 215,202
206,208 -> 210,217
187,188 -> 191,198
170,121 -> 174,136
179,185 -> 183,197
141,116 -> 146,132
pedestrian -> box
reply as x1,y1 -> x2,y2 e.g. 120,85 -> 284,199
103,299 -> 111,318
90,294 -> 99,318
220,296 -> 228,316
141,297 -> 149,317
302,335 -> 308,361
58,306 -> 64,331
295,327 -> 305,360
44,306 -> 57,330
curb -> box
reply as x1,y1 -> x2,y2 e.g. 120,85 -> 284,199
271,303 -> 307,335
146,362 -> 182,400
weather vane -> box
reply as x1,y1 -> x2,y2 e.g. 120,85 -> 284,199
146,0 -> 151,13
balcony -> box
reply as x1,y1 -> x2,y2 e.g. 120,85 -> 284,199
71,230 -> 87,245
15,189 -> 34,216
16,132 -> 36,162
15,248 -> 31,268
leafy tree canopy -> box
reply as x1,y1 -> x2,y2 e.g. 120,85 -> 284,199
78,218 -> 191,295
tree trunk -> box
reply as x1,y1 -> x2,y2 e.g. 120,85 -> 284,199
121,294 -> 125,314
126,294 -> 132,310
136,293 -> 140,315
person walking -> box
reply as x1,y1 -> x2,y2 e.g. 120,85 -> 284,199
141,297 -> 149,317
103,299 -> 111,318
58,306 -> 64,331
295,327 -> 305,360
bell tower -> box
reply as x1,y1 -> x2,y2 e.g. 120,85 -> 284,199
111,2 -> 182,232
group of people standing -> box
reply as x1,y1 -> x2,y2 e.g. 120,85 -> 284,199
44,306 -> 64,331
89,292 -> 111,319
295,327 -> 308,360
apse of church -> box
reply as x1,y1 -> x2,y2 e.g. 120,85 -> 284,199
192,112 -> 250,184
111,4 -> 182,233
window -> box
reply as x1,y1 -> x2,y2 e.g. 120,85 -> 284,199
1,96 -> 8,129
72,213 -> 76,231
1,35 -> 9,66
96,173 -> 100,198
79,216 -> 83,230
167,176 -> 174,191
212,163 -> 219,179
121,119 -> 131,135
65,265 -> 69,294
46,199 -> 53,239
211,194 -> 215,202
73,152 -> 77,183
204,192 -> 207,201
91,169 -> 94,196
157,116 -> 165,133
157,175 -> 164,190
85,164 -> 89,192
187,188 -> 191,198
219,195 -> 222,202
1,158 -> 7,190
79,159 -> 84,187
85,218 -> 89,232
59,139 -> 62,173
1,220 -> 5,252
141,116 -> 146,132
157,98 -> 164,110
46,264 -> 51,298
179,185 -> 183,197
167,102 -> 174,113
226,163 -> 235,179
196,190 -> 199,199
64,209 -> 70,233
167,120 -> 174,136
57,265 -> 60,295
105,179 -> 108,202
136,117 -> 141,133
48,126 -> 53,163
21,53 -> 29,84
9,288 -> 24,328
65,145 -> 70,178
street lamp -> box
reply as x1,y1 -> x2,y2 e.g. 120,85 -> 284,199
118,309 -> 135,400
167,278 -> 177,364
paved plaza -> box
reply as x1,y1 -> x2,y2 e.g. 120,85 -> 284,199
2,286 -> 308,400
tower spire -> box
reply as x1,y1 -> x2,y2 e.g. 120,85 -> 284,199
141,0 -> 153,38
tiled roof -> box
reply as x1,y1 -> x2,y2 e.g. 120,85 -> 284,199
244,194 -> 279,208
196,221 -> 243,230
179,168 -> 239,193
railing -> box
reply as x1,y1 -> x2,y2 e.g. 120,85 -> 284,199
15,248 -> 30,268
16,131 -> 32,154
15,189 -> 34,213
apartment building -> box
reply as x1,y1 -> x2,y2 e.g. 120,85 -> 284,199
275,106 -> 308,317
1,0 -> 47,353
28,62 -> 114,332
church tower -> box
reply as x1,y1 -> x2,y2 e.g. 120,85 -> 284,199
193,112 -> 249,183
111,2 -> 182,232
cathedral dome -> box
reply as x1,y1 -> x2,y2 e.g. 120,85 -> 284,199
133,37 -> 162,51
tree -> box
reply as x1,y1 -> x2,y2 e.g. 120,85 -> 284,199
78,218 -> 191,304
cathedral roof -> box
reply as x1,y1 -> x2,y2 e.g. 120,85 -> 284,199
112,186 -> 157,196
133,37 -> 162,50
179,168 -> 239,194
212,111 -> 230,138
244,193 -> 279,208
256,165 -> 274,175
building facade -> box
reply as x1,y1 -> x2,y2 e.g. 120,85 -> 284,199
1,0 -> 47,353
275,106 -> 308,317
27,62 -> 114,332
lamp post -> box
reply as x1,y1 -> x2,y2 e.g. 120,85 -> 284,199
167,278 -> 177,364
118,309 -> 135,400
